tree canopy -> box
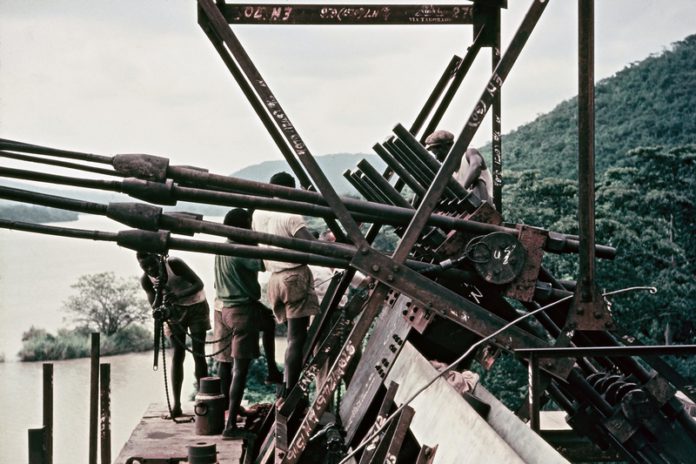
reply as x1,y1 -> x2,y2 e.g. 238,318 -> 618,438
62,272 -> 151,336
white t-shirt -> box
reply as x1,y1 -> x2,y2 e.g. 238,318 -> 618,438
453,155 -> 494,202
252,210 -> 306,273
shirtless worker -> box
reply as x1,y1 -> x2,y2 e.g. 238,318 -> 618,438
137,252 -> 210,418
252,172 -> 320,395
213,208 -> 283,438
424,129 -> 495,206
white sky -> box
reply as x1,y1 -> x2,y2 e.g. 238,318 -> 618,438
1,0 -> 695,176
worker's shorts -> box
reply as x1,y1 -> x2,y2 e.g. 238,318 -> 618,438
267,265 -> 320,323
213,304 -> 260,362
164,300 -> 211,338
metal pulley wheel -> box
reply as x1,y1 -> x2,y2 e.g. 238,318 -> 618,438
469,232 -> 526,285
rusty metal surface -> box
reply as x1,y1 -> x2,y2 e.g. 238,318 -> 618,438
4,1 -> 696,463
503,225 -> 547,302
219,4 -> 475,25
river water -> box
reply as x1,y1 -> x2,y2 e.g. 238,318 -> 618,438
0,214 -> 279,462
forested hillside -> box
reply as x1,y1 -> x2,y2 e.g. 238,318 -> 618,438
498,34 -> 696,178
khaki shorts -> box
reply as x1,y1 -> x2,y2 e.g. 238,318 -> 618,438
213,304 -> 260,362
267,265 -> 320,323
164,300 -> 211,338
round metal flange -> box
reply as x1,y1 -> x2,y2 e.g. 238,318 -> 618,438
469,232 -> 526,285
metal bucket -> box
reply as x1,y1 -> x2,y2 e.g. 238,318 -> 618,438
187,442 -> 218,464
194,377 -> 225,435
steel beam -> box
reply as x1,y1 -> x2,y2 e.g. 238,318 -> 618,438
218,4 -> 475,25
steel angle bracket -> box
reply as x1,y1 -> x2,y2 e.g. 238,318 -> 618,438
568,285 -> 614,331
503,224 -> 547,302
349,248 -> 568,378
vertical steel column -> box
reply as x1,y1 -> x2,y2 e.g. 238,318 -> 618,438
100,363 -> 111,464
89,333 -> 100,464
42,363 -> 53,464
576,0 -> 596,304
491,9 -> 503,212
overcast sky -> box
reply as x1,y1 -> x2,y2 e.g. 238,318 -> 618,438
1,0 -> 695,177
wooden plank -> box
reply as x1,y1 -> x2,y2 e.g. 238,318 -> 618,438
114,403 -> 243,464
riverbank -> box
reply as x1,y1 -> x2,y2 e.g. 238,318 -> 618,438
1,337 -> 287,463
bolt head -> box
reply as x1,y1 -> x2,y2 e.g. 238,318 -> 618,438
371,264 -> 380,272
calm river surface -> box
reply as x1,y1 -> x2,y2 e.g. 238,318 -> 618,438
0,214 -> 279,462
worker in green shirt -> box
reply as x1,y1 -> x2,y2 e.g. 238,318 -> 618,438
213,208 -> 282,439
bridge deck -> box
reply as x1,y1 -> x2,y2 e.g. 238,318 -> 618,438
115,403 -> 243,463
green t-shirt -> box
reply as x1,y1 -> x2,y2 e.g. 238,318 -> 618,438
214,251 -> 264,307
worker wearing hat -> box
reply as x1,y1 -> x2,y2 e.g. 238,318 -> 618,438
425,130 -> 494,206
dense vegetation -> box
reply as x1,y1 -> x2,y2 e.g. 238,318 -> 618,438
19,272 -> 152,361
491,35 -> 696,179
18,325 -> 152,362
473,35 -> 696,407
0,203 -> 78,223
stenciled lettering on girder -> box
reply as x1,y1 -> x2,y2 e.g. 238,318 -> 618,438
241,6 -> 293,22
296,317 -> 352,394
320,6 -> 390,22
364,414 -> 387,452
286,341 -> 356,461
493,114 -> 502,187
410,6 -> 472,23
466,284 -> 483,304
467,73 -> 503,128
467,101 -> 488,128
385,454 -> 397,464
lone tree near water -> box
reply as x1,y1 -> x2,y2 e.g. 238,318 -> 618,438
63,272 -> 150,335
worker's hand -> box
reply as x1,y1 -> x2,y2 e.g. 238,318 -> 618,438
163,292 -> 176,306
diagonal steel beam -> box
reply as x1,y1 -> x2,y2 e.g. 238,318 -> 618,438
198,0 -> 367,245
283,3 -> 550,462
394,0 -> 550,264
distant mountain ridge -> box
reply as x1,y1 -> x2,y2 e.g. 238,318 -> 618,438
234,35 -> 696,185
231,153 -> 385,196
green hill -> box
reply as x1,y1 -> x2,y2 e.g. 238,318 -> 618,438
495,34 -> 696,178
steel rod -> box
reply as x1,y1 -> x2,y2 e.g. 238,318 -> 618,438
0,164 -> 616,258
0,138 -> 112,165
394,0 -> 550,263
411,55 -> 461,137
517,345 -> 696,358
0,150 -> 122,177
421,27 -> 487,142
